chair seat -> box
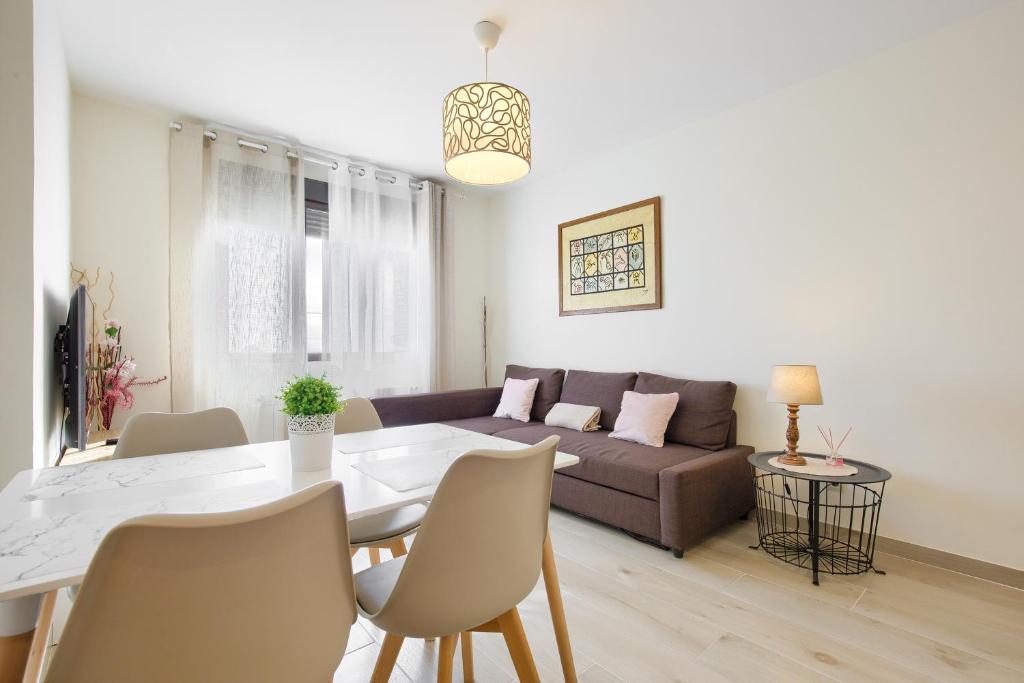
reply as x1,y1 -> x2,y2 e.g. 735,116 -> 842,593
349,504 -> 426,546
354,556 -> 406,615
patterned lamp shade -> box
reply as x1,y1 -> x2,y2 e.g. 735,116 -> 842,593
443,82 -> 531,185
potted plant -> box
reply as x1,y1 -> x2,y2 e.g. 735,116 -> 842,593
279,374 -> 344,472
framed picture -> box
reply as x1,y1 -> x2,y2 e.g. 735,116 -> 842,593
558,196 -> 661,316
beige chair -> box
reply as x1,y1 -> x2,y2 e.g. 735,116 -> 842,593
335,396 -> 383,433
64,407 -> 251,606
338,397 -> 426,566
113,407 -> 249,458
357,435 -> 559,683
44,481 -> 357,683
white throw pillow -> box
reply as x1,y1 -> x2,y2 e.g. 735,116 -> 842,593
494,377 -> 540,422
609,391 -> 680,447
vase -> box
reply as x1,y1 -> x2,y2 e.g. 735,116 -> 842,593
287,413 -> 336,472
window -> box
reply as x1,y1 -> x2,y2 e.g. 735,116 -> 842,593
304,178 -> 329,361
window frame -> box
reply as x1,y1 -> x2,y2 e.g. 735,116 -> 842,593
304,179 -> 330,362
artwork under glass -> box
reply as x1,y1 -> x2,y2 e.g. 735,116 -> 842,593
558,197 -> 661,316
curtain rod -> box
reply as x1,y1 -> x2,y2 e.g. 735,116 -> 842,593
169,121 -> 432,191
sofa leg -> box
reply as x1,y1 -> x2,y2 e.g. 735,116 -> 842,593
671,547 -> 684,559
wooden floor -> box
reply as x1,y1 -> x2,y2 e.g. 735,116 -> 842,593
336,508 -> 1024,682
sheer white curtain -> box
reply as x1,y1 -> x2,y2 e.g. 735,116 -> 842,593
172,127 -> 306,441
170,123 -> 452,434
312,165 -> 452,397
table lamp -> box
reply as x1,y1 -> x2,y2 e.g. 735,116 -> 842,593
767,365 -> 823,466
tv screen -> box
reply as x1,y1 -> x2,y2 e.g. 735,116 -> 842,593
55,284 -> 88,459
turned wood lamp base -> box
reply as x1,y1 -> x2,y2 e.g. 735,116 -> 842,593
777,403 -> 807,466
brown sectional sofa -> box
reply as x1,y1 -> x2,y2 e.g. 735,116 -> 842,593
371,366 -> 755,557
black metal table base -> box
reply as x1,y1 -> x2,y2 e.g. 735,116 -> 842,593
748,534 -> 887,585
748,455 -> 890,585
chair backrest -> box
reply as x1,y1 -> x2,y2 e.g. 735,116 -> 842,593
335,397 -> 383,434
113,407 -> 249,458
45,481 -> 357,683
366,436 -> 558,637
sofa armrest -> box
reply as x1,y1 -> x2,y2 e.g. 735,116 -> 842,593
370,387 -> 503,427
658,445 -> 755,551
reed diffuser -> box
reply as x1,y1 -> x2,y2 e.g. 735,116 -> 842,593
817,425 -> 852,466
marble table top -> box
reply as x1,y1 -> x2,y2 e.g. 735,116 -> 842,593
23,450 -> 264,501
0,423 -> 578,601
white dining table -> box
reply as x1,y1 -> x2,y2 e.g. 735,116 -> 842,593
0,423 -> 580,681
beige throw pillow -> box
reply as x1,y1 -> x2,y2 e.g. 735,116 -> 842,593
609,391 -> 680,447
493,377 -> 540,422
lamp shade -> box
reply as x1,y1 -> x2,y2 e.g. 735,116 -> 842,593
443,82 -> 531,185
767,365 -> 823,405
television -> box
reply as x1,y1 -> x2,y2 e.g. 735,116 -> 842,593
55,284 -> 88,461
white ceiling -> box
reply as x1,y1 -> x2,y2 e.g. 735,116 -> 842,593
57,0 -> 1003,189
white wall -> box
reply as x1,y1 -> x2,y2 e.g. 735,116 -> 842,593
71,93 -> 172,429
488,3 -> 1024,570
0,0 -> 38,485
33,0 -> 71,466
0,0 -> 71,481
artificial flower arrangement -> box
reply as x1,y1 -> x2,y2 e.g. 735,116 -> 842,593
72,265 -> 167,433
89,318 -> 167,431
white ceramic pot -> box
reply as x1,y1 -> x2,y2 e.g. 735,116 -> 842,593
287,413 -> 336,472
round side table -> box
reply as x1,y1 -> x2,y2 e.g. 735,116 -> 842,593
748,451 -> 892,585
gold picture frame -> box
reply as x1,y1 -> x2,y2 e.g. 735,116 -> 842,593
558,197 -> 662,316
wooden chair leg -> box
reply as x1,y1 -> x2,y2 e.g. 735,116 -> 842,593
460,631 -> 474,682
496,608 -> 540,683
437,634 -> 458,683
369,547 -> 382,566
21,590 -> 57,683
389,538 -> 408,558
542,532 -> 577,682
370,632 -> 404,683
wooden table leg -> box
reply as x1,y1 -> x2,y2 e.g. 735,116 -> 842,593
0,630 -> 32,683
0,591 -> 52,683
542,532 -> 577,683
21,591 -> 56,683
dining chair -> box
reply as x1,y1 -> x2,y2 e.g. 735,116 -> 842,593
113,407 -> 249,458
338,397 -> 426,566
63,407 -> 252,605
356,435 -> 559,683
43,481 -> 357,683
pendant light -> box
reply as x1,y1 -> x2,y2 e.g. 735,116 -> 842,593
443,21 -> 531,185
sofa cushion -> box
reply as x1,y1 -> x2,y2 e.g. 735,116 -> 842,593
493,424 -> 712,500
440,416 -> 538,435
558,369 -> 637,430
634,372 -> 737,450
493,377 -> 539,422
610,390 -> 679,447
505,365 -> 566,421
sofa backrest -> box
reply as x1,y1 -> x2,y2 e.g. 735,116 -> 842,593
558,369 -> 638,431
501,365 -> 741,449
504,365 -> 565,421
633,372 -> 737,450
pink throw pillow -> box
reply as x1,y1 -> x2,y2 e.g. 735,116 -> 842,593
494,377 -> 540,422
609,391 -> 680,447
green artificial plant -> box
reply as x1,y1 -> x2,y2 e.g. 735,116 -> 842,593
278,374 -> 344,417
